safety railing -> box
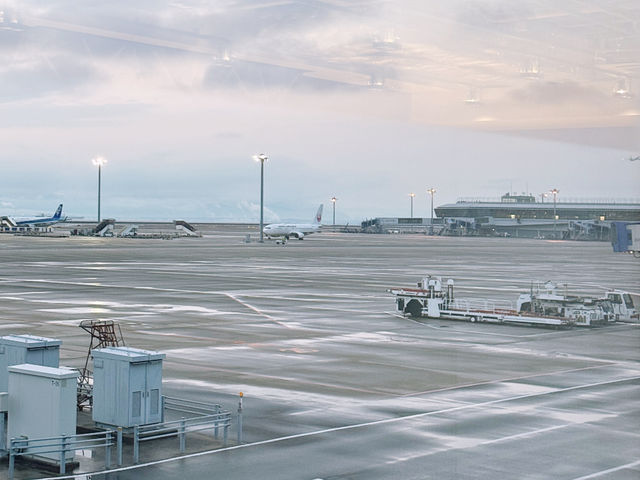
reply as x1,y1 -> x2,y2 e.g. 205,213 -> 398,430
8,429 -> 121,479
133,411 -> 232,463
5,395 -> 244,474
163,396 -> 223,417
163,396 -> 232,440
451,298 -> 514,314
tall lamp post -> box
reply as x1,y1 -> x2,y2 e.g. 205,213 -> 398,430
92,156 -> 107,222
331,197 -> 337,228
409,193 -> 415,218
550,188 -> 559,237
253,154 -> 268,243
427,187 -> 436,234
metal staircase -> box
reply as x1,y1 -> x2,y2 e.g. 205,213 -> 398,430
77,320 -> 125,409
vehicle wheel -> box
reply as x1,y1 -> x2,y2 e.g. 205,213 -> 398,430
405,299 -> 423,317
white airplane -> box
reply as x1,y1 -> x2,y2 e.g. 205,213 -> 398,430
263,204 -> 323,240
9,204 -> 67,226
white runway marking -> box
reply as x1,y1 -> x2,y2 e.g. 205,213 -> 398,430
479,424 -> 571,445
400,363 -> 625,397
37,375 -> 640,480
224,293 -> 296,329
570,459 -> 640,479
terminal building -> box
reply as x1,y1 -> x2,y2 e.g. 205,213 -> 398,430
362,193 -> 640,240
360,217 -> 442,234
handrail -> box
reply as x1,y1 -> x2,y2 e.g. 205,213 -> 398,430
451,298 -> 513,313
163,396 -> 223,415
133,415 -> 232,463
8,429 -> 121,479
137,413 -> 231,436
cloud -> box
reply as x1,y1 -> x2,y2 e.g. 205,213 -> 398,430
0,51 -> 97,101
1,0 -> 638,223
509,81 -> 609,106
236,200 -> 280,223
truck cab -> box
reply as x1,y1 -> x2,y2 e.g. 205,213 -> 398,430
605,290 -> 637,321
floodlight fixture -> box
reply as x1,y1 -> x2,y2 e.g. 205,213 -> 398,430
331,197 -> 337,227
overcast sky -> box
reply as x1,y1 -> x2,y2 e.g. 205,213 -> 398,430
1,1 -> 638,222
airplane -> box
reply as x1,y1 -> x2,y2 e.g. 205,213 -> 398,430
11,204 -> 67,226
263,204 -> 323,240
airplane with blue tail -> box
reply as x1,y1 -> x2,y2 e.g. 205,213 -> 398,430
13,204 -> 67,226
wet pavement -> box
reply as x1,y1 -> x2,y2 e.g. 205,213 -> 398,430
0,228 -> 638,479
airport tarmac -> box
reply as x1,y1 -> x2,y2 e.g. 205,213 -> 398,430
0,229 -> 639,480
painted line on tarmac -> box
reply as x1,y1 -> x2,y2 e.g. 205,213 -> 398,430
0,278 -> 222,295
36,375 -> 640,480
384,423 -> 574,466
570,459 -> 640,479
479,424 -> 571,445
165,361 -> 390,396
223,293 -> 295,329
399,363 -> 626,398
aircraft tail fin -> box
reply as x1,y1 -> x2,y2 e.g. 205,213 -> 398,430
315,204 -> 323,224
53,204 -> 63,219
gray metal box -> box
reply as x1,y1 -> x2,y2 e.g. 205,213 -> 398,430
0,335 -> 61,392
92,346 -> 165,428
7,364 -> 78,462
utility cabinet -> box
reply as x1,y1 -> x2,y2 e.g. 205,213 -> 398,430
0,335 -> 61,392
92,347 -> 165,428
7,364 -> 78,462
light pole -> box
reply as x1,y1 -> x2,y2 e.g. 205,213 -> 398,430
92,156 -> 107,222
539,192 -> 548,203
550,188 -> 559,237
409,193 -> 415,218
253,154 -> 268,243
331,197 -> 337,228
427,188 -> 436,234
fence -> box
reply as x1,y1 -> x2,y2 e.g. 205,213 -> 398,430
4,395 -> 241,475
163,396 -> 223,417
133,410 -> 232,463
8,429 -> 121,479
163,396 -> 234,441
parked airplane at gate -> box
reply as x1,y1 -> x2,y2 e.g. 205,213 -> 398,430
11,204 -> 67,226
263,204 -> 323,240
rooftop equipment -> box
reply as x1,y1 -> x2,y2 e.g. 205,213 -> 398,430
92,346 -> 165,429
7,364 -> 78,463
0,335 -> 61,392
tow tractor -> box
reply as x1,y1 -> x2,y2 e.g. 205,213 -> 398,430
388,276 -> 574,328
602,290 -> 637,321
515,282 -> 622,326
